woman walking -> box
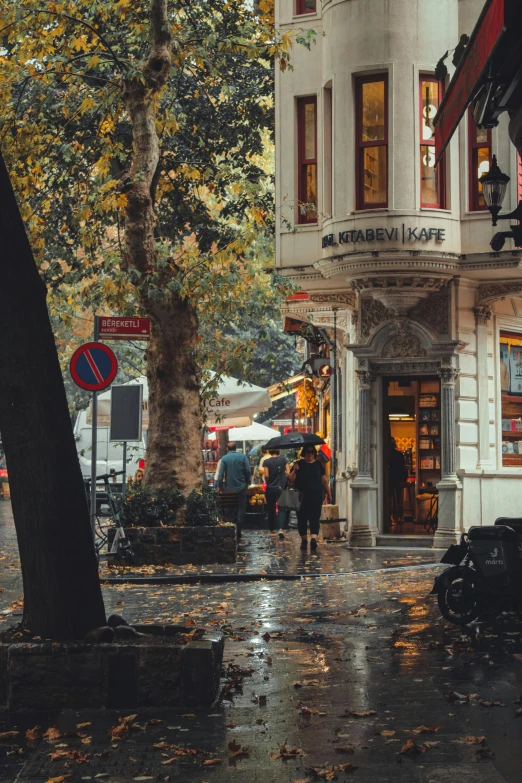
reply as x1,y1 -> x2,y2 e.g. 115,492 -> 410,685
289,446 -> 331,550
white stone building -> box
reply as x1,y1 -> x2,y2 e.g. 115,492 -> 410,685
275,0 -> 522,547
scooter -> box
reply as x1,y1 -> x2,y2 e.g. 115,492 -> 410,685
431,517 -> 522,625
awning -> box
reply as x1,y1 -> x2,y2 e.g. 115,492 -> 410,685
434,0 -> 521,163
87,373 -> 271,428
204,373 -> 271,426
267,374 -> 307,402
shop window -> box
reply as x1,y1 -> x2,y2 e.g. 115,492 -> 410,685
500,331 -> 522,467
297,96 -> 318,224
324,84 -> 333,216
356,75 -> 388,209
296,0 -> 316,14
469,110 -> 492,211
420,77 -> 445,208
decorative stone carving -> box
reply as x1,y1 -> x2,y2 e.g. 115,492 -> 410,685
478,282 -> 522,304
371,361 -> 440,375
473,305 -> 492,326
439,366 -> 460,385
383,331 -> 427,358
360,297 -> 391,338
409,288 -> 450,335
351,311 -> 359,327
310,292 -> 356,307
356,369 -> 375,388
352,276 -> 448,314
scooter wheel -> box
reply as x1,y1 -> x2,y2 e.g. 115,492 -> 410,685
437,566 -> 481,625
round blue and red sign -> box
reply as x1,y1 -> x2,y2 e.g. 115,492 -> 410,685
70,342 -> 118,392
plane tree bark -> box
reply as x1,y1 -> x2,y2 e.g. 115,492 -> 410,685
122,0 -> 203,492
0,151 -> 106,640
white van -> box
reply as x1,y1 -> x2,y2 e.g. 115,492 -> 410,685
73,377 -> 149,484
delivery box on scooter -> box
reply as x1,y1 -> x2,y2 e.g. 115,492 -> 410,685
468,525 -> 520,578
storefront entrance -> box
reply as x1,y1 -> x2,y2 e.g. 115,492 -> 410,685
382,376 -> 441,535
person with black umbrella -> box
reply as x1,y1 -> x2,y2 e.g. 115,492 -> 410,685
288,445 -> 331,550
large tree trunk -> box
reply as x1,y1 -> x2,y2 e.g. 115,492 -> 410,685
145,298 -> 203,491
122,0 -> 203,493
0,151 -> 106,640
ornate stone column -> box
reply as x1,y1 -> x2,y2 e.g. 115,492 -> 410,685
474,306 -> 493,469
434,365 -> 463,548
348,369 -> 377,547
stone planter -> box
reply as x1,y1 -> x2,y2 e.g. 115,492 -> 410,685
108,524 -> 237,565
0,624 -> 223,711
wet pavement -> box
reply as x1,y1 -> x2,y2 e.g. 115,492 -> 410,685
99,528 -> 442,581
0,501 -> 522,782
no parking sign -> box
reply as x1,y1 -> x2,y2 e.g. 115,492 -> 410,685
70,342 -> 118,392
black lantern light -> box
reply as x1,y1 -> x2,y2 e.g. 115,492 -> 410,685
479,155 -> 511,225
479,155 -> 522,251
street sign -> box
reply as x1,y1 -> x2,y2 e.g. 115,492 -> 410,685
434,0 -> 506,164
110,385 -> 143,442
318,364 -> 333,378
98,317 -> 151,340
70,342 -> 118,392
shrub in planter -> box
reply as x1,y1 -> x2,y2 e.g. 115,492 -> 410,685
121,483 -> 185,527
185,486 -> 222,526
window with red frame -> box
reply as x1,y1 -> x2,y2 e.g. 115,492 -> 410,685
469,110 -> 492,211
296,0 -> 316,14
297,96 -> 318,224
420,77 -> 444,208
356,75 -> 388,210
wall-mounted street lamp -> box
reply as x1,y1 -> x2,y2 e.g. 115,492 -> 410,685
480,155 -> 522,251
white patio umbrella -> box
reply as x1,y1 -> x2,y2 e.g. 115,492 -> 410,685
227,422 -> 279,441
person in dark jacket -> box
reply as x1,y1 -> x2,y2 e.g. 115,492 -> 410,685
263,448 -> 289,539
215,442 -> 252,539
288,446 -> 331,551
389,438 -> 408,524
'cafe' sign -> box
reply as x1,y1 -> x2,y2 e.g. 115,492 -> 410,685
322,224 -> 446,249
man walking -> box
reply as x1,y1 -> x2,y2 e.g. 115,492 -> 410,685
214,442 -> 252,540
263,448 -> 289,540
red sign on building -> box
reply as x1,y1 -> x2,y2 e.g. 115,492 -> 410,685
435,0 -> 506,163
98,317 -> 151,340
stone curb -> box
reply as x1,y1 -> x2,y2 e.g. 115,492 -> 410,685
102,561 -> 444,585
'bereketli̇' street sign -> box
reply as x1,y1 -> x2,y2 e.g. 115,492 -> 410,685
69,342 -> 118,392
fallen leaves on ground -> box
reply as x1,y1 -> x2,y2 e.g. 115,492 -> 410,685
76,722 -> 91,730
381,730 -> 395,737
202,758 -> 221,766
43,728 -> 62,741
25,726 -> 41,741
293,679 -> 321,688
335,746 -> 355,754
411,725 -> 441,734
49,750 -> 89,764
447,691 -> 505,707
270,740 -> 306,760
46,777 -> 70,783
297,702 -> 326,716
0,731 -> 19,741
227,740 -> 250,758
453,736 -> 486,745
399,738 -> 439,755
107,714 -> 137,741
342,709 -> 376,718
308,763 -> 357,779
515,708 -> 522,717
154,742 -> 206,758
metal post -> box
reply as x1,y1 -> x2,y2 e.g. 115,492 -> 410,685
90,316 -> 99,539
122,441 -> 127,500
331,308 -> 338,504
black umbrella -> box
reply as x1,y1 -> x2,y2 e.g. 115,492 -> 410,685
265,432 -> 325,450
